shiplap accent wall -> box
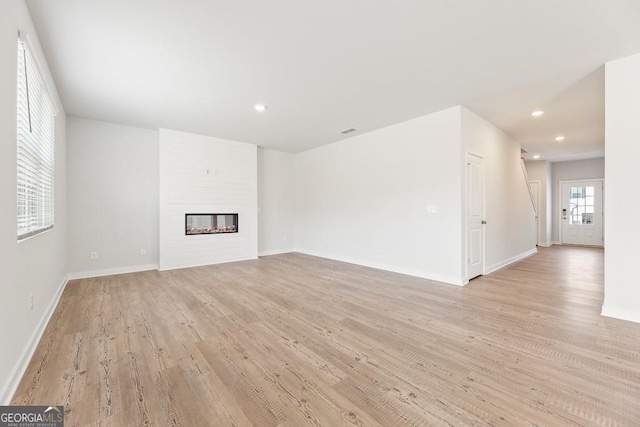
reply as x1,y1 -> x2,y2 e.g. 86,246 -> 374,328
159,129 -> 258,270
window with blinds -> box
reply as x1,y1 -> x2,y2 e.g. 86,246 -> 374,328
17,37 -> 56,241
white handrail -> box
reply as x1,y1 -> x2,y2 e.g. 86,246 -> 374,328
520,158 -> 538,216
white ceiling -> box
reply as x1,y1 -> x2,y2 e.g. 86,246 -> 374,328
26,0 -> 640,160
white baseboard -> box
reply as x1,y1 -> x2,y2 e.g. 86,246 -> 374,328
601,306 -> 640,324
258,249 -> 295,257
550,241 -> 561,245
294,248 -> 465,286
485,247 -> 537,275
538,242 -> 552,247
68,264 -> 158,280
0,275 -> 68,405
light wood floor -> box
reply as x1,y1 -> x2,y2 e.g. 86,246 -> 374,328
12,246 -> 640,426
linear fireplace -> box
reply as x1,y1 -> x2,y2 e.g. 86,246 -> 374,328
185,213 -> 238,235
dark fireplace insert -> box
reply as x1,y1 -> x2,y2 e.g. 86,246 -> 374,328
185,213 -> 238,235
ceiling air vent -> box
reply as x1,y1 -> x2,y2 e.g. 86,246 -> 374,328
340,127 -> 358,135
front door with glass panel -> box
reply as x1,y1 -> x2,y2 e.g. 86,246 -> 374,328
561,180 -> 603,246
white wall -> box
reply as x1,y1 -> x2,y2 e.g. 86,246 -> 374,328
462,108 -> 537,274
258,148 -> 295,255
67,117 -> 159,277
525,160 -> 552,245
550,158 -> 604,243
295,107 -> 464,285
0,1 -> 68,404
603,52 -> 640,323
159,129 -> 258,270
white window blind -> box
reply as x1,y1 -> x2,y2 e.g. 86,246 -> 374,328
17,37 -> 56,241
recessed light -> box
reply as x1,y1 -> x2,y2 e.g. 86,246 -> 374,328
531,110 -> 544,117
533,155 -> 541,159
555,136 -> 565,141
254,104 -> 267,112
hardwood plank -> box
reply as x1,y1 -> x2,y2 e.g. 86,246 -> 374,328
11,246 -> 640,426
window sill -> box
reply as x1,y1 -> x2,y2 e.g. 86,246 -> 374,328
18,225 -> 54,243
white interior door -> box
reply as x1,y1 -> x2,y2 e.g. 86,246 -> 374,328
529,181 -> 541,245
467,153 -> 484,280
561,180 -> 603,246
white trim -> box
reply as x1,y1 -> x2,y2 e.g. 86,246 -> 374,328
602,306 -> 640,324
538,242 -> 553,247
550,240 -> 561,245
157,258 -> 257,272
485,248 -> 538,275
16,226 -> 54,244
295,248 -> 465,286
68,264 -> 158,280
0,275 -> 68,405
258,249 -> 295,257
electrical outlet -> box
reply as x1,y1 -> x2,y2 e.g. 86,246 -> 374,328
30,294 -> 34,310
140,248 -> 146,256
90,251 -> 98,260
